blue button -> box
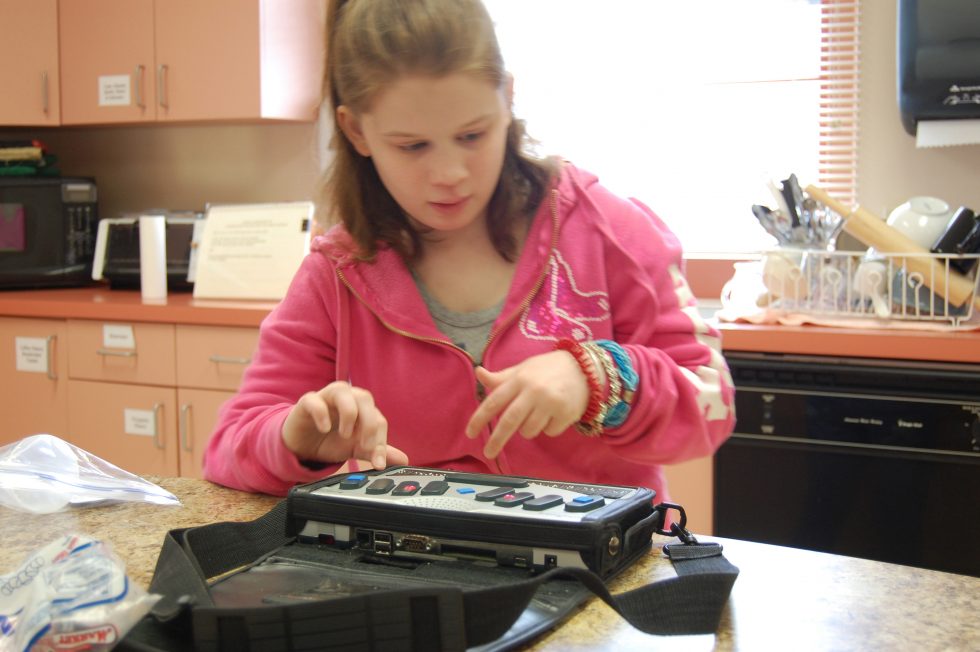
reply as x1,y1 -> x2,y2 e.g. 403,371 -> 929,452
456,487 -> 476,494
573,496 -> 596,504
347,474 -> 366,481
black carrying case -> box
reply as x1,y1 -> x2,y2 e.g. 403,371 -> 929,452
119,474 -> 738,651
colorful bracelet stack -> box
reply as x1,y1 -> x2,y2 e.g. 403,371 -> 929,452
555,337 -> 639,436
594,340 -> 638,428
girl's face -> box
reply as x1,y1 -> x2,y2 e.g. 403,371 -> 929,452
337,73 -> 512,239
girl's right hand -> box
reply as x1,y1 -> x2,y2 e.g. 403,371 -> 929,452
281,381 -> 408,470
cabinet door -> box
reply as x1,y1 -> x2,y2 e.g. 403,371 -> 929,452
0,318 -> 68,445
59,0 -> 157,124
175,324 -> 258,390
67,379 -> 178,476
153,0 -> 262,121
177,387 -> 233,478
0,0 -> 60,125
67,320 -> 176,386
664,456 -> 714,535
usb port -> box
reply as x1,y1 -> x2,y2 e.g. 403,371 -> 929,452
374,532 -> 393,555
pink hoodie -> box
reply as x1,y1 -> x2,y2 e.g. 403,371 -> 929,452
203,164 -> 735,501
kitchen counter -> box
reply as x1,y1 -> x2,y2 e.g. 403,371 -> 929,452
1,477 -> 977,651
2,287 -> 979,363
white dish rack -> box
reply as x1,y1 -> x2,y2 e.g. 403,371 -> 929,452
760,248 -> 980,326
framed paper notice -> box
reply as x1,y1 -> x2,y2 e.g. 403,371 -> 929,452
192,201 -> 313,300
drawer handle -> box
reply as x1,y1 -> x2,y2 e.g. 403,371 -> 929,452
96,348 -> 137,358
208,355 -> 251,365
152,403 -> 165,450
45,335 -> 57,380
179,403 -> 192,452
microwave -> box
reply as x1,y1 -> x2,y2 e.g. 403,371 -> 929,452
91,211 -> 205,291
0,177 -> 99,289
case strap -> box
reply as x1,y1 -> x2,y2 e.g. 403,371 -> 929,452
126,500 -> 738,651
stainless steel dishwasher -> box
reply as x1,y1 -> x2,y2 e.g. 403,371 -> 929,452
715,352 -> 980,577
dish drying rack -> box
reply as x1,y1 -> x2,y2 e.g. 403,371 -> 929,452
762,249 -> 980,326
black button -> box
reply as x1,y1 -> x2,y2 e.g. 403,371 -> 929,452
421,481 -> 450,495
445,473 -> 529,488
339,474 -> 369,490
392,481 -> 422,496
494,492 -> 534,507
365,478 -> 396,495
522,495 -> 565,511
475,487 -> 514,502
564,496 -> 606,512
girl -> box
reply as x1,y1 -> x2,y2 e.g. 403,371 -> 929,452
203,0 -> 735,501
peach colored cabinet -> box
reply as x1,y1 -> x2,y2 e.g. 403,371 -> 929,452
66,320 -> 176,386
0,318 -> 68,445
664,456 -> 714,535
175,324 -> 258,477
68,379 -> 179,476
0,0 -> 60,125
58,0 -> 324,125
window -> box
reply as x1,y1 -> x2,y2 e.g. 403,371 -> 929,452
484,0 -> 860,254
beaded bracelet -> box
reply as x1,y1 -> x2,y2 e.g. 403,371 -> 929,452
595,340 -> 639,428
581,342 -> 622,435
555,338 -> 604,428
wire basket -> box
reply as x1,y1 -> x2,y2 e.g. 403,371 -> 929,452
760,248 -> 980,326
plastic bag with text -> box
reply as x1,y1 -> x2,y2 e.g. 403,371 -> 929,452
0,534 -> 159,652
0,434 -> 179,514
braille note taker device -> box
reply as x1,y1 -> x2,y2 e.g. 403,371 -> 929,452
125,466 -> 738,651
286,465 -> 658,578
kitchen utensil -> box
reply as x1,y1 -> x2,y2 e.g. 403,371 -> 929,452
805,185 -> 980,311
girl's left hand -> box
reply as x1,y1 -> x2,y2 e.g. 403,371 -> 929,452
465,350 -> 591,458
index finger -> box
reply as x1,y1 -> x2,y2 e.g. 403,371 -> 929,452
465,379 -> 518,438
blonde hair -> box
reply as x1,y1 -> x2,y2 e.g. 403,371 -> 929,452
319,0 -> 556,261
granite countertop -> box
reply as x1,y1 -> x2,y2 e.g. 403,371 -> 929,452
1,477 -> 978,651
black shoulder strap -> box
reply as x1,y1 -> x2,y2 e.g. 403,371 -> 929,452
122,501 -> 738,651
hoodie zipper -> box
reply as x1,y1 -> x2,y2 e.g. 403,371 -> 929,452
334,188 -> 562,474
483,188 -> 561,355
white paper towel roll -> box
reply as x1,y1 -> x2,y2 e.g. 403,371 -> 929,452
139,215 -> 168,300
916,119 -> 980,148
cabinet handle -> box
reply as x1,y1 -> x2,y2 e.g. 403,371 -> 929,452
157,64 -> 169,109
45,335 -> 57,380
41,71 -> 49,115
179,403 -> 192,452
135,64 -> 145,109
208,354 -> 251,365
152,402 -> 165,450
96,348 -> 137,358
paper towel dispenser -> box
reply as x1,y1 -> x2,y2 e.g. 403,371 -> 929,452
898,0 -> 980,135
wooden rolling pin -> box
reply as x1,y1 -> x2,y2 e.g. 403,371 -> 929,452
806,184 -> 980,310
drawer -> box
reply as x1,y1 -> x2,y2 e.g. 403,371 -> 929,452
67,320 -> 176,385
176,325 -> 258,391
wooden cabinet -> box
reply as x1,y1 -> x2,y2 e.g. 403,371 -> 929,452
58,0 -> 324,125
0,0 -> 61,125
0,318 -> 68,445
664,456 -> 714,535
0,313 -> 257,476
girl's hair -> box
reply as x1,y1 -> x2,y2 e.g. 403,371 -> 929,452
319,0 -> 556,261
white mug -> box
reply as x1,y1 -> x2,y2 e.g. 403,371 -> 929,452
886,197 -> 955,249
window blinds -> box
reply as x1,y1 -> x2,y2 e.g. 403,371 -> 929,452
818,0 -> 861,207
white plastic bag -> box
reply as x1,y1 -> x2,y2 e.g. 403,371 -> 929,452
0,534 -> 159,652
0,435 -> 179,514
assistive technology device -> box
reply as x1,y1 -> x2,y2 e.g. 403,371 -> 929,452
286,465 -> 658,579
120,467 -> 738,651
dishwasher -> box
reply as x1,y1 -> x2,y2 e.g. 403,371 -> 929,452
715,351 -> 980,577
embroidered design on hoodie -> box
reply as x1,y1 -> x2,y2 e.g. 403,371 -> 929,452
520,251 -> 610,341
